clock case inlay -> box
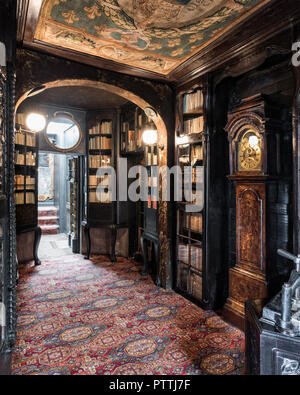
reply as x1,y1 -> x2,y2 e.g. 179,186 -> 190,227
223,94 -> 293,330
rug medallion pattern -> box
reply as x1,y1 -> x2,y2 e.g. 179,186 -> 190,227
12,255 -> 244,375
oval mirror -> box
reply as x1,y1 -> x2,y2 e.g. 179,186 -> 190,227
45,117 -> 81,152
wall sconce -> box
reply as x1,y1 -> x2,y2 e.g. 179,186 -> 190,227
26,113 -> 46,132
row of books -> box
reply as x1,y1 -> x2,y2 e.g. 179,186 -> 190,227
26,134 -> 36,147
121,125 -> 143,152
147,176 -> 158,188
89,174 -> 110,187
128,130 -> 137,152
146,152 -> 158,166
147,195 -> 158,210
89,136 -> 112,150
89,121 -> 112,135
181,214 -> 202,234
177,262 -> 203,299
15,151 -> 36,166
192,167 -> 205,184
190,214 -> 203,234
15,175 -> 35,190
191,144 -> 204,165
15,192 -> 35,205
128,129 -> 143,151
15,131 -> 26,145
183,116 -> 204,135
190,245 -> 203,272
15,131 -> 36,146
89,190 -> 112,204
183,89 -> 203,113
88,155 -> 111,169
178,243 -> 202,271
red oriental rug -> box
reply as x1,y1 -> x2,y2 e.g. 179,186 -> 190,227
12,255 -> 245,375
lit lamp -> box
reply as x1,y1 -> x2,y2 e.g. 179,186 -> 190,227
142,122 -> 158,145
142,107 -> 159,146
26,113 -> 46,132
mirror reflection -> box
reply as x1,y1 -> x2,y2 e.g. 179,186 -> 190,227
46,117 -> 81,151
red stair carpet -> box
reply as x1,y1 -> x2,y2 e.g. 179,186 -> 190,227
12,255 -> 245,375
38,206 -> 59,235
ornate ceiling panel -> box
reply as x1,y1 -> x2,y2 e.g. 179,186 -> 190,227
33,0 -> 270,75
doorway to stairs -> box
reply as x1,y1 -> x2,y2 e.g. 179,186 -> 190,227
37,151 -> 82,258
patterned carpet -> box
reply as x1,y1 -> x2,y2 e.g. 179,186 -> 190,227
12,255 -> 245,375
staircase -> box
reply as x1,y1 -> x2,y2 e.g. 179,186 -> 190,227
38,206 -> 59,235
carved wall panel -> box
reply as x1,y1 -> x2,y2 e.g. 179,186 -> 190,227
236,183 -> 265,274
229,268 -> 267,304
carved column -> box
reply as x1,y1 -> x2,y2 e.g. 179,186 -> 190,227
6,63 -> 17,348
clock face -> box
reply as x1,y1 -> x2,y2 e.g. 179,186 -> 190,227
237,130 -> 262,172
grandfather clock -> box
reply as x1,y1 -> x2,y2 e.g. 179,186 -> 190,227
223,94 -> 292,330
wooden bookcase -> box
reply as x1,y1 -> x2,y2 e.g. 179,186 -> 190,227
175,85 -> 206,305
14,123 -> 41,266
119,103 -> 147,258
83,109 -> 131,260
15,125 -> 38,229
87,111 -> 115,225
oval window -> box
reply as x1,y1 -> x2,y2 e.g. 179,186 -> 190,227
45,117 -> 81,152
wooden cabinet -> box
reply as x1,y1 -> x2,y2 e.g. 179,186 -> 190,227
83,109 -> 117,258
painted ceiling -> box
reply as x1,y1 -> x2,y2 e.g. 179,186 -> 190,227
34,0 -> 269,75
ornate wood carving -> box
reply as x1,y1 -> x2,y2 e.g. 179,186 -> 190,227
237,184 -> 265,274
0,62 -> 17,351
6,64 -> 17,348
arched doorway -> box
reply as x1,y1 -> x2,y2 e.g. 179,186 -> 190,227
15,79 -> 171,287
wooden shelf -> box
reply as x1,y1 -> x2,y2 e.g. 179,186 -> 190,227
89,133 -> 112,137
183,109 -> 204,116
